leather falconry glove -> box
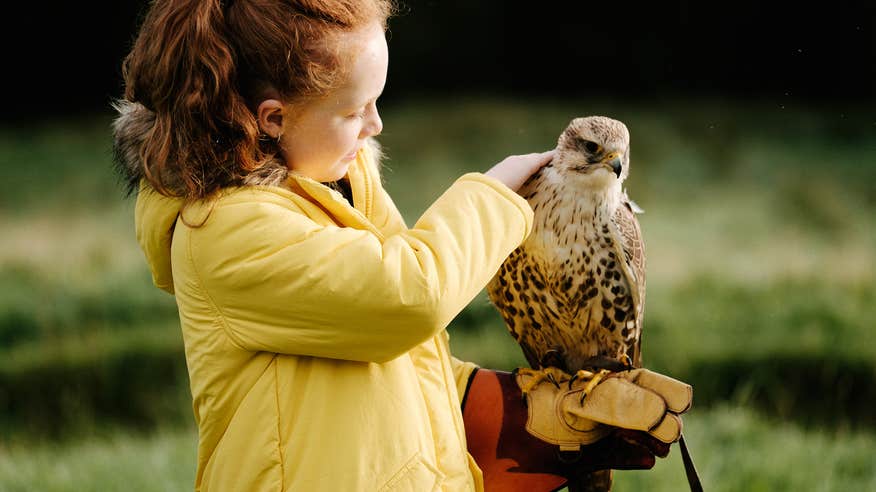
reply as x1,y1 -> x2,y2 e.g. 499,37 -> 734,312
516,366 -> 692,448
462,367 -> 692,492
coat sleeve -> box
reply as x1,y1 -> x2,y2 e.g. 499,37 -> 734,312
371,185 -> 410,237
435,329 -> 481,402
188,173 -> 533,363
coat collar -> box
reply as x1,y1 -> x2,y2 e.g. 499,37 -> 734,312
285,148 -> 384,239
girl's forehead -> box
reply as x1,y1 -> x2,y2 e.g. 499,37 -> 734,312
334,25 -> 389,103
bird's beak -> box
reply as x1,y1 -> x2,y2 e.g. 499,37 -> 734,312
602,152 -> 623,178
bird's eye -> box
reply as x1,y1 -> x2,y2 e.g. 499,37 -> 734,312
583,141 -> 600,153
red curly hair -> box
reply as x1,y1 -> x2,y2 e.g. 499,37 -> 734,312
121,0 -> 394,199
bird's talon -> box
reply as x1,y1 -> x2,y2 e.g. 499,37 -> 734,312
567,373 -> 579,390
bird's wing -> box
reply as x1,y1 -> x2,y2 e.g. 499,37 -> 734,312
612,195 -> 646,367
487,254 -> 541,369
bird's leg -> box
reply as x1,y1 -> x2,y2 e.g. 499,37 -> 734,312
516,366 -> 569,397
568,369 -> 612,404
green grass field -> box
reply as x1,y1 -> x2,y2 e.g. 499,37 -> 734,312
1,97 -> 874,489
1,406 -> 874,491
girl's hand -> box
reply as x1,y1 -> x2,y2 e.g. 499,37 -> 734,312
485,150 -> 556,193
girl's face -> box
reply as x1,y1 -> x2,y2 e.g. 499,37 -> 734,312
279,24 -> 388,183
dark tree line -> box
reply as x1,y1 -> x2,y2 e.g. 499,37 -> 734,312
3,0 -> 873,122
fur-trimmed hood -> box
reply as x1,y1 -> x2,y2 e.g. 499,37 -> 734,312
111,100 -> 183,293
112,100 -> 159,196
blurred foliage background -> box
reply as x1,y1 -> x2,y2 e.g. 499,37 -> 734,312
1,1 -> 875,491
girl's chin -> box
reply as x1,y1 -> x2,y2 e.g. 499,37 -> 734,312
323,162 -> 352,182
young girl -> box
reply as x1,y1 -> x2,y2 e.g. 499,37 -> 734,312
114,1 -> 686,491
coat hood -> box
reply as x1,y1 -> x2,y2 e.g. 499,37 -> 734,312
112,101 -> 182,293
112,100 -> 292,294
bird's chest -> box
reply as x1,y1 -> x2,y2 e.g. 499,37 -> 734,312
532,222 -> 637,358
552,227 -> 631,312
493,188 -> 642,368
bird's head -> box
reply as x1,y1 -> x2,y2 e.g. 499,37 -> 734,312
553,116 -> 631,187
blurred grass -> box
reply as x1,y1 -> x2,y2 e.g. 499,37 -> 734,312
1,406 -> 874,492
0,120 -> 125,213
0,427 -> 197,492
612,405 -> 876,492
0,327 -> 189,442
0,96 -> 874,487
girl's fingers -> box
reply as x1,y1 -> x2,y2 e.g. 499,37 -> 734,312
533,150 -> 556,168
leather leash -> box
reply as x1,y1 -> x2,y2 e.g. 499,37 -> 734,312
679,434 -> 703,491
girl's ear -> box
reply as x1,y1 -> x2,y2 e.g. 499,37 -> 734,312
256,99 -> 285,138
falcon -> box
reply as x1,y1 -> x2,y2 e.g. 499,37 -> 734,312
487,115 -> 645,491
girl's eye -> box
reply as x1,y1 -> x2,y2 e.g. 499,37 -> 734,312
349,109 -> 366,119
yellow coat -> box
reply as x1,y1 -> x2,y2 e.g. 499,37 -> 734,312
134,143 -> 533,491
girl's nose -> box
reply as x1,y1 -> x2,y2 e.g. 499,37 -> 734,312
364,110 -> 383,138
